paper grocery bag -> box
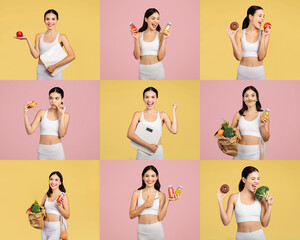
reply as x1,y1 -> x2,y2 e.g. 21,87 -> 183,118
214,128 -> 242,156
26,206 -> 46,230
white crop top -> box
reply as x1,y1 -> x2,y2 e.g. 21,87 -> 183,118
235,192 -> 261,223
140,32 -> 159,56
40,109 -> 60,136
45,196 -> 61,215
39,32 -> 60,55
137,190 -> 159,215
140,111 -> 162,132
238,112 -> 262,138
242,29 -> 261,57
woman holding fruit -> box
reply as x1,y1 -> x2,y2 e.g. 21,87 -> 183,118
129,165 -> 179,240
24,87 -> 70,160
14,9 -> 75,80
217,166 -> 274,240
226,5 -> 271,80
130,8 -> 170,80
41,171 -> 70,240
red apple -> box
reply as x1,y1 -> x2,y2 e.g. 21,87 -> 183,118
264,22 -> 271,30
16,31 -> 23,37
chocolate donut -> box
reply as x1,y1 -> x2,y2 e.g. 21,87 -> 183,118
230,22 -> 239,31
221,184 -> 230,193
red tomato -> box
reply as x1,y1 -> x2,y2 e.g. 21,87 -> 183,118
264,22 -> 271,30
16,31 -> 23,37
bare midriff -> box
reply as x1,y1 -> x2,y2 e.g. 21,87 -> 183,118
240,57 -> 263,67
237,221 -> 262,232
45,213 -> 60,222
239,135 -> 260,145
138,214 -> 159,224
40,135 -> 61,145
140,55 -> 160,65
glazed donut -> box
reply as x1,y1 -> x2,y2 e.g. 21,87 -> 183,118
230,22 -> 239,31
221,184 -> 230,194
28,101 -> 37,108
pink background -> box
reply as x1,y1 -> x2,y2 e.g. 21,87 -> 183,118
201,81 -> 300,160
100,160 -> 200,239
100,0 -> 200,80
0,81 -> 99,160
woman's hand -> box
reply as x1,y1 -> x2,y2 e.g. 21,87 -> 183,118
169,193 -> 180,201
260,116 -> 269,127
162,29 -> 170,40
46,65 -> 56,74
262,27 -> 271,37
148,144 -> 158,153
263,192 -> 274,206
172,103 -> 178,111
55,104 -> 67,117
24,101 -> 31,113
14,36 -> 28,40
130,29 -> 139,39
57,195 -> 64,209
226,25 -> 237,40
217,187 -> 229,202
144,194 -> 159,208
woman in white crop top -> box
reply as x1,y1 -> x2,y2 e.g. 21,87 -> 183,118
229,86 -> 270,160
217,166 -> 274,240
24,87 -> 70,160
41,171 -> 70,240
127,87 -> 178,160
14,9 -> 75,80
130,8 -> 170,80
129,165 -> 179,240
226,6 -> 271,80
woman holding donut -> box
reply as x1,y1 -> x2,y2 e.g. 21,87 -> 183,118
226,6 -> 271,80
24,87 -> 70,160
217,166 -> 274,240
15,9 -> 75,80
130,8 -> 170,80
41,171 -> 70,240
127,87 -> 178,160
129,165 -> 179,240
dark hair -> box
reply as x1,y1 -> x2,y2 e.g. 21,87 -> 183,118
44,9 -> 59,20
239,166 -> 259,191
139,8 -> 161,32
49,87 -> 64,98
238,86 -> 262,116
138,165 -> 161,191
143,87 -> 158,98
47,171 -> 66,197
242,6 -> 263,29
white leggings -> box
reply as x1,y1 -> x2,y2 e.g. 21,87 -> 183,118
37,64 -> 63,80
236,65 -> 265,80
137,221 -> 165,240
236,228 -> 266,240
136,145 -> 164,160
139,62 -> 166,80
41,221 -> 60,240
233,144 -> 260,160
38,143 -> 65,160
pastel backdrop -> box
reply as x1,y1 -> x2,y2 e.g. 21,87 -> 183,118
100,80 -> 200,160
200,160 -> 300,240
0,160 -> 100,240
100,160 -> 200,239
200,0 -> 300,80
1,0 -> 100,80
100,0 -> 200,80
201,80 -> 300,160
0,81 -> 99,160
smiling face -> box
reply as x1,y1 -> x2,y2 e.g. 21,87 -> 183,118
49,92 -> 63,109
49,174 -> 61,190
143,90 -> 158,110
243,171 -> 260,193
142,170 -> 158,187
243,89 -> 257,108
44,13 -> 58,30
145,12 -> 160,30
249,9 -> 265,28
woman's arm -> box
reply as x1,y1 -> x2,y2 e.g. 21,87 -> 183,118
132,32 -> 141,60
157,192 -> 179,221
231,112 -> 240,128
258,29 -> 271,61
217,188 -> 236,226
24,105 -> 44,135
127,112 -> 158,153
57,194 -> 70,219
260,193 -> 273,227
226,27 -> 243,61
157,30 -> 170,61
260,116 -> 270,142
15,33 -> 41,59
41,194 -> 47,207
56,104 -> 70,137
161,104 -> 178,134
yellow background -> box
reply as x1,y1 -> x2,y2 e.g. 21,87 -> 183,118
200,0 -> 300,80
100,80 -> 200,160
0,161 -> 100,240
200,160 -> 300,240
0,0 -> 99,80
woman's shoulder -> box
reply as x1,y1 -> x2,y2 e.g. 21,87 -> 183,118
228,193 -> 238,202
234,111 -> 242,119
37,109 -> 46,116
133,111 -> 142,117
158,191 -> 165,198
35,33 -> 43,40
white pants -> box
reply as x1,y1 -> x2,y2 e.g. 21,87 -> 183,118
38,143 -> 65,160
233,144 -> 260,160
236,228 -> 266,240
37,64 -> 63,80
139,62 -> 165,80
136,145 -> 164,160
41,221 -> 60,240
137,221 -> 165,240
237,65 -> 265,80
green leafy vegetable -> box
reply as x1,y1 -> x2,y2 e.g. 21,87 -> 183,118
255,186 -> 269,201
223,127 -> 235,138
32,200 -> 41,213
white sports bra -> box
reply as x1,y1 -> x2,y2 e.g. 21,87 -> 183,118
40,109 -> 60,136
137,190 -> 159,215
140,111 -> 162,132
242,29 -> 262,57
45,196 -> 61,215
39,32 -> 60,55
238,112 -> 262,138
140,32 -> 159,56
235,192 -> 261,223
